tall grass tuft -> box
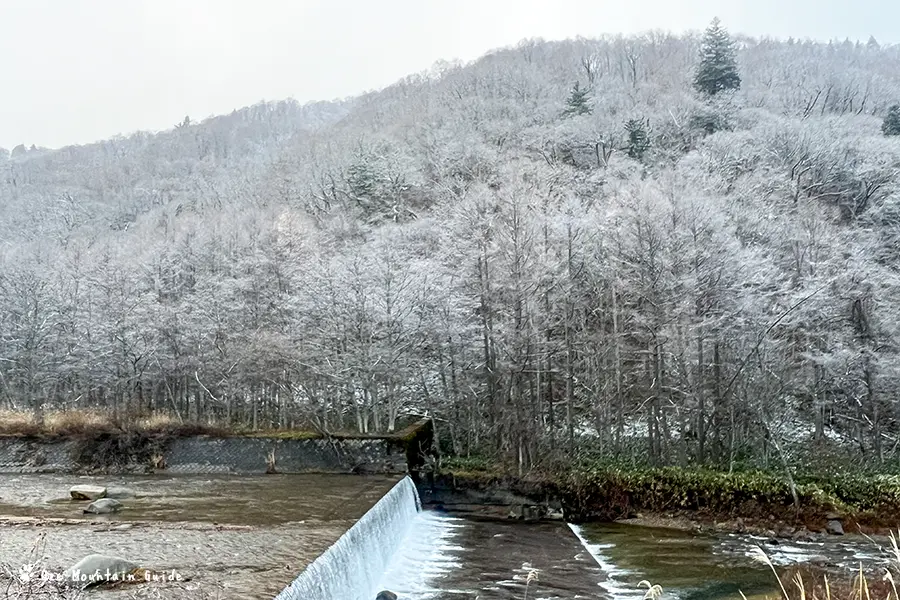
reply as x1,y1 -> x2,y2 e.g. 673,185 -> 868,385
751,545 -> 792,600
640,580 -> 664,600
523,568 -> 539,600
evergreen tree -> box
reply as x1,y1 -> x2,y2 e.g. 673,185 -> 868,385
562,81 -> 592,117
346,159 -> 381,200
694,18 -> 741,96
624,118 -> 651,160
883,105 -> 900,136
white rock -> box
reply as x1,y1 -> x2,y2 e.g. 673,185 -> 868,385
70,484 -> 107,500
83,498 -> 123,514
63,554 -> 140,587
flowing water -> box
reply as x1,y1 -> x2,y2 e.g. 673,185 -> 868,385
1,473 -> 892,600
376,512 -> 890,600
572,523 -> 777,600
381,514 -> 609,599
276,477 -> 422,600
572,523 -> 891,600
377,517 -> 892,600
0,473 -> 397,524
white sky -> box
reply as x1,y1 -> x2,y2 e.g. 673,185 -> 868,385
1,0 -> 896,150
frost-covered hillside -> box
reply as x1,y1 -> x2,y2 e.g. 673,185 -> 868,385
1,22 -> 899,470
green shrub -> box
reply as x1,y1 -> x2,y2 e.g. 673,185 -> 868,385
558,466 -> 850,522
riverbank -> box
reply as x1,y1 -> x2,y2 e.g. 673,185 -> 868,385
424,463 -> 900,540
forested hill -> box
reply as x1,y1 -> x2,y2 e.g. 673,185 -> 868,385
2,23 -> 900,472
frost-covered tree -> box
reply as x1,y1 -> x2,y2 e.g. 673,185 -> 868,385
694,18 -> 741,96
883,105 -> 900,136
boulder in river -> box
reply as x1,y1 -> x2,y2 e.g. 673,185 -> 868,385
376,592 -> 398,600
70,484 -> 107,500
84,498 -> 123,514
63,554 -> 140,587
826,519 -> 845,535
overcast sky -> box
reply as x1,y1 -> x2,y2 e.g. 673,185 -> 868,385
1,0 -> 896,150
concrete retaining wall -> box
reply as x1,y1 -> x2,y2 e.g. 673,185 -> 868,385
164,436 -> 407,474
0,419 -> 432,475
0,437 -> 79,473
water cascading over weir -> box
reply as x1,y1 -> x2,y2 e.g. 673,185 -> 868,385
275,476 -> 422,600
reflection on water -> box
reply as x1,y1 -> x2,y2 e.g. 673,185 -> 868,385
0,473 -> 400,525
574,523 -> 777,600
575,523 -> 890,600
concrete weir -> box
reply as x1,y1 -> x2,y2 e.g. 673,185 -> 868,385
276,476 -> 422,600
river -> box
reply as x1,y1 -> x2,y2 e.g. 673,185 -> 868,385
380,514 -> 892,600
0,474 -> 892,599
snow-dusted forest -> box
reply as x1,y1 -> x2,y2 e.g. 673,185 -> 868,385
2,22 -> 899,470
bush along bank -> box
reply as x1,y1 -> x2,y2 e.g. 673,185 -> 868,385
432,462 -> 900,536
559,467 -> 900,534
559,468 -> 828,521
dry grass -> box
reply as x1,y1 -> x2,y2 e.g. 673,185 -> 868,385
0,409 -> 422,440
0,409 -> 35,436
0,409 -> 244,438
0,409 -> 118,437
150,453 -> 167,470
44,409 -> 112,434
134,413 -> 181,432
0,533 -> 83,599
